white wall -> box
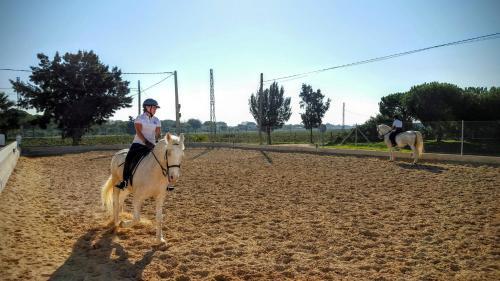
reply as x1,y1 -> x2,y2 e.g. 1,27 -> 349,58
0,142 -> 20,193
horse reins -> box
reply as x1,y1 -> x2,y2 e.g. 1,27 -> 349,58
151,143 -> 181,178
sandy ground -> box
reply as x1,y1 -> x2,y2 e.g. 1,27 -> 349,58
0,148 -> 499,281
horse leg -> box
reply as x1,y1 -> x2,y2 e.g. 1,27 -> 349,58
112,187 -> 120,226
156,193 -> 166,243
132,197 -> 142,223
389,147 -> 394,161
118,189 -> 129,213
410,144 -> 417,164
121,196 -> 142,228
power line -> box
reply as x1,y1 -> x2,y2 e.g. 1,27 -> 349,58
0,68 -> 174,75
264,32 -> 500,83
122,71 -> 173,75
0,68 -> 31,72
140,73 -> 175,94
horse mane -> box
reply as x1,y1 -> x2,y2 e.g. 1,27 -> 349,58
378,124 -> 391,130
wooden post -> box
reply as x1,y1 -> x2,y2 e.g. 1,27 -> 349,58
137,80 -> 141,116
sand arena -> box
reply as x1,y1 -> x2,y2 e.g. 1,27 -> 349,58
0,148 -> 499,280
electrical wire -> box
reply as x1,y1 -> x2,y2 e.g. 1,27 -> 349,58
264,32 -> 500,83
140,73 -> 174,94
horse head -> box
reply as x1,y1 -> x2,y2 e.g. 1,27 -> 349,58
154,133 -> 185,185
376,124 -> 391,139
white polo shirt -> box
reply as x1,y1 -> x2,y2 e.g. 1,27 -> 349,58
392,119 -> 403,129
133,112 -> 161,145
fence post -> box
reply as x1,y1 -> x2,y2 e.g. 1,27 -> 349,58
355,124 -> 358,146
460,120 -> 464,156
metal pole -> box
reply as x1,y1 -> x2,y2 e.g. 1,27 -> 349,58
259,73 -> 263,145
16,77 -> 20,108
461,120 -> 464,156
174,71 -> 180,134
342,102 -> 345,131
137,80 -> 141,116
355,124 -> 358,146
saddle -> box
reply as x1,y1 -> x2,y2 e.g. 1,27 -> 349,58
390,129 -> 402,147
118,145 -> 152,188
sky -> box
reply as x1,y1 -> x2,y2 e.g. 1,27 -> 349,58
1,0 -> 499,126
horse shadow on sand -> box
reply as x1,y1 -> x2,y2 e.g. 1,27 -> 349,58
49,225 -> 163,281
396,162 -> 447,174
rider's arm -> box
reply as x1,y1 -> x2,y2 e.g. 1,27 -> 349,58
155,127 -> 161,142
134,123 -> 147,143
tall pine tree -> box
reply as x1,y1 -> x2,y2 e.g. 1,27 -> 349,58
299,84 -> 331,143
249,82 -> 291,144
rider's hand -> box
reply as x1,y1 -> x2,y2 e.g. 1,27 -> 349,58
144,140 -> 155,150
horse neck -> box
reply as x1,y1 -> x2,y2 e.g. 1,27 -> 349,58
380,125 -> 391,134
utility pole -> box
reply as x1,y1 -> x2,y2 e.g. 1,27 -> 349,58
16,77 -> 20,108
209,69 -> 216,140
259,73 -> 263,145
16,77 -> 23,136
137,80 -> 141,116
342,102 -> 345,131
174,71 -> 180,134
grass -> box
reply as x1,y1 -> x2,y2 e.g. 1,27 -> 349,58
14,133 -> 499,156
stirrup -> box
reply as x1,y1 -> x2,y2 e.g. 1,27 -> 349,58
115,181 -> 127,190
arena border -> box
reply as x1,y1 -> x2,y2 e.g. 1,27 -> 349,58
21,144 -> 129,157
19,142 -> 500,165
188,142 -> 500,165
0,142 -> 21,193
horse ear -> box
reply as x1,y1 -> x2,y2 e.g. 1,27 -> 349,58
166,133 -> 171,142
180,133 -> 185,150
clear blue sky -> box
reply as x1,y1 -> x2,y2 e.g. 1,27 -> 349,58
1,0 -> 499,125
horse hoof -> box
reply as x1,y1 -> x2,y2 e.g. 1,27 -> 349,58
121,220 -> 135,228
157,237 -> 166,244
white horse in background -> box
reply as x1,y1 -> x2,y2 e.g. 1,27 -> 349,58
101,133 -> 185,243
377,124 -> 424,164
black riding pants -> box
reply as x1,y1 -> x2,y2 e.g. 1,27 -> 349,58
389,128 -> 403,146
123,143 -> 152,185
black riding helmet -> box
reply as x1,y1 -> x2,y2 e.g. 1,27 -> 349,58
143,98 -> 160,108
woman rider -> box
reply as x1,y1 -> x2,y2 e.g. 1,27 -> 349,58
115,98 -> 161,189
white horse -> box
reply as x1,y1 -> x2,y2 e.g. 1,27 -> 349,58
101,133 -> 185,243
377,124 -> 424,164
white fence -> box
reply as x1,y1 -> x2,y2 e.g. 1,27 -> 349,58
0,142 -> 20,193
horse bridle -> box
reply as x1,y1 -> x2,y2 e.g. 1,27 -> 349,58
377,127 -> 391,139
151,143 -> 181,178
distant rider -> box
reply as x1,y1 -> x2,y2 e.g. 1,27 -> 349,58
389,115 -> 403,147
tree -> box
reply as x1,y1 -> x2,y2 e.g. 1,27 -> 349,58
379,92 -> 412,125
187,118 -> 202,132
249,82 -> 291,144
161,119 -> 176,133
404,82 -> 463,141
0,92 -> 23,138
11,51 -> 132,145
299,84 -> 331,143
358,113 -> 392,141
127,116 -> 135,135
216,121 -> 228,132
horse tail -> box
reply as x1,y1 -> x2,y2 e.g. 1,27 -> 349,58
101,175 -> 115,215
415,131 -> 424,157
